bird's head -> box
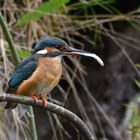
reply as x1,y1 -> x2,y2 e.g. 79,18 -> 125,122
32,36 -> 104,66
32,36 -> 69,54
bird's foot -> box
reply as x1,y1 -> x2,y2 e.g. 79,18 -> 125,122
32,95 -> 47,107
40,96 -> 47,107
37,95 -> 47,107
32,96 -> 39,104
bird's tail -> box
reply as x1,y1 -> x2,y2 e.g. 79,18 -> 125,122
5,102 -> 18,109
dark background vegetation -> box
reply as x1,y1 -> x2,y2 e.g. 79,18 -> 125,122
0,0 -> 140,140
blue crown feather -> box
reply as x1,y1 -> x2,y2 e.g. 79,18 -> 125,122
32,36 -> 69,53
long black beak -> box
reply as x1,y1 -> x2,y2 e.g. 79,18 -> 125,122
62,47 -> 104,66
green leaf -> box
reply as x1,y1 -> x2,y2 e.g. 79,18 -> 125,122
16,49 -> 31,59
125,105 -> 139,125
16,0 -> 69,26
137,6 -> 140,13
135,80 -> 140,89
135,64 -> 140,68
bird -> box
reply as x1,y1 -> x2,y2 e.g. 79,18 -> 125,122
5,36 -> 104,109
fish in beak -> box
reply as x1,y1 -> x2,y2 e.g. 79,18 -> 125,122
62,47 -> 104,66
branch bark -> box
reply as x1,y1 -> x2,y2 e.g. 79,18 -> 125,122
1,94 -> 95,140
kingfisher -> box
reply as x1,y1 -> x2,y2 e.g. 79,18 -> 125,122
5,36 -> 104,109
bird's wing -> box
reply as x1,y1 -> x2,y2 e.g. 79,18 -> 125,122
7,55 -> 39,93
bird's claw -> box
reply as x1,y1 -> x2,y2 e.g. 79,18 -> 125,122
32,95 -> 47,107
40,96 -> 47,107
33,96 -> 39,103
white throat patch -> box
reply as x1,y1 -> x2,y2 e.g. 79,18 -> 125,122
54,55 -> 62,60
36,49 -> 62,60
36,49 -> 48,54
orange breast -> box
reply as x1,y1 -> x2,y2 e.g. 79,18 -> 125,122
16,57 -> 62,97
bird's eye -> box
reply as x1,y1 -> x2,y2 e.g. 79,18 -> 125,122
55,46 -> 63,50
59,46 -> 68,51
55,46 -> 60,49
55,45 -> 68,51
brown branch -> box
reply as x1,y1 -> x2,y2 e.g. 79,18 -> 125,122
0,94 -> 95,140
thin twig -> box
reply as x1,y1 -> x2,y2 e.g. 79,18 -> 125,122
1,94 -> 95,140
0,12 -> 19,65
27,107 -> 38,140
0,12 -> 37,140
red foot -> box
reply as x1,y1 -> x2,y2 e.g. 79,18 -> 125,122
32,96 -> 39,104
41,97 -> 47,107
32,95 -> 47,107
